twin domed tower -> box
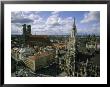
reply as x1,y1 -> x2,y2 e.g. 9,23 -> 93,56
22,24 -> 31,46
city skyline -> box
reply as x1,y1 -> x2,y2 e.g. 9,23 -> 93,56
11,11 -> 100,35
11,11 -> 100,77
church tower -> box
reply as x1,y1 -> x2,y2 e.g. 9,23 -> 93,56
22,24 -> 31,47
22,24 -> 27,46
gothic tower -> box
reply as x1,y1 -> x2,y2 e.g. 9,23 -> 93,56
71,17 -> 77,38
65,17 -> 77,76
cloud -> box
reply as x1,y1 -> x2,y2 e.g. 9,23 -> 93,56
45,12 -> 74,35
77,23 -> 100,35
11,11 -> 45,34
11,11 -> 40,23
11,11 -> 100,35
11,18 -> 33,23
46,14 -> 60,26
60,17 -> 73,25
11,23 -> 22,35
80,11 -> 100,23
11,11 -> 75,35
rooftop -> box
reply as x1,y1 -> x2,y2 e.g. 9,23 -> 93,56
30,51 -> 54,60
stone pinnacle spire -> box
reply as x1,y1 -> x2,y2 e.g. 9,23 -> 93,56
73,17 -> 76,29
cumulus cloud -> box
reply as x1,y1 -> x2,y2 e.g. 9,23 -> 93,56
80,11 -> 100,23
11,11 -> 99,35
11,23 -> 22,35
79,11 -> 100,35
11,11 -> 74,35
11,11 -> 46,34
11,11 -> 41,24
46,14 -> 60,26
45,13 -> 74,35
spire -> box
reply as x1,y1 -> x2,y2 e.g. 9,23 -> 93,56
74,17 -> 75,25
70,17 -> 77,37
73,17 -> 76,28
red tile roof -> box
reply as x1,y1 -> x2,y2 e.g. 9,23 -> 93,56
29,51 -> 53,60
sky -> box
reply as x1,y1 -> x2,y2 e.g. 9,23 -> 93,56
11,11 -> 100,35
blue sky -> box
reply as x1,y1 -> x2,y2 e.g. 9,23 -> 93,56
11,11 -> 100,35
